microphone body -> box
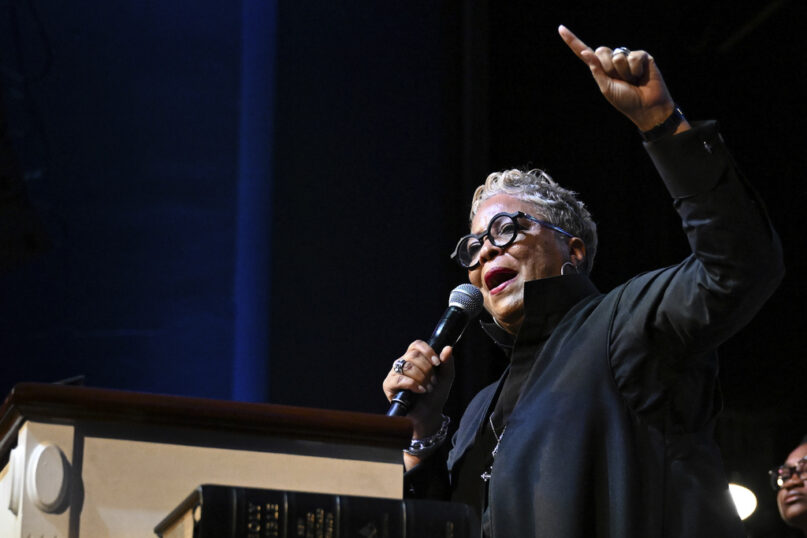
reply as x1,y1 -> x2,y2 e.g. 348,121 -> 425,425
387,284 -> 482,417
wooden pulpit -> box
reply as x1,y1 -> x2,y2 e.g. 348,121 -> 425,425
0,383 -> 411,537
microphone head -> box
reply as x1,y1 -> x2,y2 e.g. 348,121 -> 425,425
448,284 -> 484,318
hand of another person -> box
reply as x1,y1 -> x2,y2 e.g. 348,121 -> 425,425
383,340 -> 454,439
558,25 -> 687,132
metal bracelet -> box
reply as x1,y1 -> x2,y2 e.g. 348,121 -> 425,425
403,415 -> 451,457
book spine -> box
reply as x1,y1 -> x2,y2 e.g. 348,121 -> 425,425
191,485 -> 478,538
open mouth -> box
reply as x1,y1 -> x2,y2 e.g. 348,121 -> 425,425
485,267 -> 518,294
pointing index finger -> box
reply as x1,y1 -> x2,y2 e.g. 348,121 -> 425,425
558,25 -> 610,96
558,25 -> 593,61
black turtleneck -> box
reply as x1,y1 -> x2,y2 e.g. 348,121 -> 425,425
450,273 -> 599,526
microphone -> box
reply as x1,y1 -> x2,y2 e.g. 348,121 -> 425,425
387,283 -> 484,417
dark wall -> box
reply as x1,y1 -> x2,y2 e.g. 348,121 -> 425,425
0,2 -> 469,409
269,3 -> 465,413
0,2 -> 241,398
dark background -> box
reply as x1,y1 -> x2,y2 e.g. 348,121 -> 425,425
1,1 -> 805,536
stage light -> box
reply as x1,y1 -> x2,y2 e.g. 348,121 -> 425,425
729,483 -> 757,520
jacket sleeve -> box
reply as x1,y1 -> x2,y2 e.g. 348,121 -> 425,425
608,121 -> 783,409
402,442 -> 452,500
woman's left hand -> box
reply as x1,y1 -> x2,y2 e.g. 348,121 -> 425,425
558,25 -> 684,132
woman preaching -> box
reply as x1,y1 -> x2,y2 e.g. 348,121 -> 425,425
382,26 -> 783,537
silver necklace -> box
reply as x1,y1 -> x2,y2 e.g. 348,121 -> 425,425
481,416 -> 506,482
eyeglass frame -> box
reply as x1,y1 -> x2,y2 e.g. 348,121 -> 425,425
450,210 -> 575,270
769,455 -> 807,491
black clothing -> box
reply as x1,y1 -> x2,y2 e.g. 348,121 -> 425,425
406,122 -> 784,537
452,273 -> 595,527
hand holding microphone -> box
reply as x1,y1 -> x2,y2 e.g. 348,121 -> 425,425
384,284 -> 483,420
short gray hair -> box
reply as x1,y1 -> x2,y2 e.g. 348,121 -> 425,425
470,168 -> 598,274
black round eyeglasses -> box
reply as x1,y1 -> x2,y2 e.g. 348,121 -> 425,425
450,211 -> 574,270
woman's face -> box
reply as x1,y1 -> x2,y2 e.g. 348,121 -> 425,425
777,443 -> 807,531
468,194 -> 583,334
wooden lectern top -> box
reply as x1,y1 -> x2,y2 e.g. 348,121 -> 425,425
0,382 -> 412,462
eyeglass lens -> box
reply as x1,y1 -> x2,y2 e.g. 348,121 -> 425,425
771,457 -> 807,491
458,214 -> 519,268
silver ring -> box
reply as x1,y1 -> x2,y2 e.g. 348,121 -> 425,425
393,358 -> 407,374
612,47 -> 630,58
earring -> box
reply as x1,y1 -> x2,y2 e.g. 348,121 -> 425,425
561,261 -> 578,276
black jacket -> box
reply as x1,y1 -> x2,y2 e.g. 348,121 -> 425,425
408,121 -> 784,537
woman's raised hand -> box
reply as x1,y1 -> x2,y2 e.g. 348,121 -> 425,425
558,25 -> 683,132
